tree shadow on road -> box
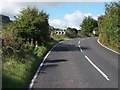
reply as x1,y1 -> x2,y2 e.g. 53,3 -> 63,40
52,43 -> 90,52
81,46 -> 90,50
52,43 -> 79,52
44,59 -> 67,63
39,59 -> 68,74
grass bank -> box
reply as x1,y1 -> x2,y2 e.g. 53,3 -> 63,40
2,40 -> 57,88
51,34 -> 70,41
99,37 -> 120,53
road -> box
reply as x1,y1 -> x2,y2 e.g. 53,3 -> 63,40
31,37 -> 119,89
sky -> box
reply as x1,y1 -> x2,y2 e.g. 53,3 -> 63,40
0,1 -> 108,29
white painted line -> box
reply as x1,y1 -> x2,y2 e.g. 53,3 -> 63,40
97,39 -> 120,55
29,43 -> 58,90
59,41 -> 64,43
79,45 -> 83,52
78,41 -> 84,53
84,55 -> 110,81
81,48 -> 83,52
40,63 -> 43,67
78,41 -> 80,45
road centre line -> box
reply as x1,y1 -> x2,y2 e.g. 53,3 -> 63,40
78,40 -> 110,81
78,41 -> 83,52
78,45 -> 83,52
78,41 -> 80,45
85,55 -> 110,81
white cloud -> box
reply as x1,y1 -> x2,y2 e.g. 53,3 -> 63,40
84,13 -> 92,17
0,2 -> 62,19
49,19 -> 67,29
49,11 -> 99,30
49,11 -> 86,30
64,11 -> 85,29
0,2 -> 100,29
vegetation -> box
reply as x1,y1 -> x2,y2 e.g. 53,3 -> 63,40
98,2 -> 120,52
51,27 -> 79,41
51,34 -> 69,41
2,2 -> 120,89
2,7 -> 57,88
66,27 -> 78,38
80,16 -> 98,34
10,7 -> 50,45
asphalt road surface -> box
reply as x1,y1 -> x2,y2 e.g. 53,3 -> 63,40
31,37 -> 119,89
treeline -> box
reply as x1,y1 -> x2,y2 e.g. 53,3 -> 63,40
98,2 -> 120,52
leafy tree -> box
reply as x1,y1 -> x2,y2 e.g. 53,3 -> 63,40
66,27 -> 78,38
80,16 -> 98,33
11,7 -> 49,44
98,2 -> 120,51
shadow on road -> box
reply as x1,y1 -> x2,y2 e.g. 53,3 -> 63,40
52,43 -> 79,52
81,46 -> 90,50
52,43 -> 90,52
39,59 -> 68,74
44,59 -> 67,63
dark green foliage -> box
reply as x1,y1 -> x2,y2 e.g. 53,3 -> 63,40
2,7 -> 56,88
98,2 -> 120,52
80,16 -> 98,33
66,27 -> 78,38
0,14 -> 12,24
10,7 -> 49,44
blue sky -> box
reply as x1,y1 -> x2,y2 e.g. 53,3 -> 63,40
43,2 -> 106,20
0,2 -> 106,29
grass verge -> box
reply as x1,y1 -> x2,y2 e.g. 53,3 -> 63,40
99,38 -> 120,53
2,40 -> 57,88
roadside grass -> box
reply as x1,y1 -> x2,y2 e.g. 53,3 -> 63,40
2,40 -> 57,88
99,38 -> 120,53
51,34 -> 70,41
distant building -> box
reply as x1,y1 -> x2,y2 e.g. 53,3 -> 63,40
55,31 -> 66,35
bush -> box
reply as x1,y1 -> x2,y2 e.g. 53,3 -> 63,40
98,2 -> 120,52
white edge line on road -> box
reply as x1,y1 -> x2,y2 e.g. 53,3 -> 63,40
97,39 -> 120,55
85,55 -> 110,81
29,42 -> 59,90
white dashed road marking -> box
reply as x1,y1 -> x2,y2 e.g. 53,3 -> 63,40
78,40 -> 110,81
85,55 -> 110,81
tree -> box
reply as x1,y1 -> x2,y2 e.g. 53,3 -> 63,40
98,2 -> 120,51
66,27 -> 78,38
10,7 -> 49,45
80,16 -> 98,33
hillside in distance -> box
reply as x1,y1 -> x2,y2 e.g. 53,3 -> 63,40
0,14 -> 12,24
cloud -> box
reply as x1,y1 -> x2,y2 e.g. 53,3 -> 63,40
49,11 -> 99,30
0,2 -> 100,29
0,2 -> 62,19
49,11 -> 85,30
64,11 -> 85,29
84,13 -> 92,17
49,19 -> 67,29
